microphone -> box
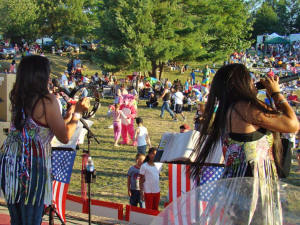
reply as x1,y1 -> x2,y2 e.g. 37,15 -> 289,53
255,73 -> 299,90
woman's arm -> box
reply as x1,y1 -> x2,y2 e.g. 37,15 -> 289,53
139,174 -> 145,201
247,76 -> 299,133
127,176 -> 131,197
146,133 -> 151,148
134,127 -> 140,142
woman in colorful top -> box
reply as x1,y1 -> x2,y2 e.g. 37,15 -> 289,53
192,63 -> 299,224
0,55 -> 89,225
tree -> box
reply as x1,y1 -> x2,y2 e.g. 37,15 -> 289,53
294,13 -> 300,32
0,0 -> 40,43
251,0 -> 300,36
287,0 -> 300,33
95,0 -> 252,77
37,0 -> 93,45
187,0 -> 252,62
93,0 -> 153,73
252,2 -> 281,37
144,0 -> 200,78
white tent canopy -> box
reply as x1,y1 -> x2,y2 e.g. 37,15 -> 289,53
266,33 -> 281,40
289,33 -> 300,43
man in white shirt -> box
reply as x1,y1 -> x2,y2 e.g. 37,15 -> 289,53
172,87 -> 186,121
60,70 -> 69,87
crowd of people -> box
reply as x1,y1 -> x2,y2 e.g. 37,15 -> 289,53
1,46 -> 300,223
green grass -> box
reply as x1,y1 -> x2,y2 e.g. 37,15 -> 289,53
68,97 -> 196,208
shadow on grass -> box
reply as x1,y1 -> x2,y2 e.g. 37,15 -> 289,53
72,169 -> 127,178
89,155 -> 133,161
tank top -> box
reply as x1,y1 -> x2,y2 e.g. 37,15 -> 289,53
199,105 -> 282,225
137,126 -> 148,146
0,117 -> 54,205
163,89 -> 170,101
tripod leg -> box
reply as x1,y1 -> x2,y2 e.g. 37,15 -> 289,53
48,204 -> 66,225
49,206 -> 54,225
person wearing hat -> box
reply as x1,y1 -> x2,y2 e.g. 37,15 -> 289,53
179,124 -> 190,133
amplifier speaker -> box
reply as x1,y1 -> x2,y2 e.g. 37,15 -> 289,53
0,73 -> 16,122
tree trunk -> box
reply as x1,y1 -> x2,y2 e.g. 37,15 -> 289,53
135,73 -> 139,92
149,61 -> 157,78
158,62 -> 164,80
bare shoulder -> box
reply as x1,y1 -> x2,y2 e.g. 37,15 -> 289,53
43,93 -> 56,105
235,100 -> 269,115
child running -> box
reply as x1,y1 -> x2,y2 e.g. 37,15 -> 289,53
110,103 -> 127,147
134,117 -> 151,154
139,148 -> 162,211
127,153 -> 146,207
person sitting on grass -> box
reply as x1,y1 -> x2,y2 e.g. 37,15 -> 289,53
127,153 -> 146,207
134,117 -> 151,154
146,92 -> 158,108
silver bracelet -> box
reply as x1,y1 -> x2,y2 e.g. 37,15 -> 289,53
73,112 -> 82,120
278,99 -> 287,105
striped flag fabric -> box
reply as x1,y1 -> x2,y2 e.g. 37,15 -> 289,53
168,164 -> 195,203
52,149 -> 77,222
166,164 -> 224,225
168,164 -> 224,203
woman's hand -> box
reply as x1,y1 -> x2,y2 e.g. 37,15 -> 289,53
75,97 -> 90,114
260,75 -> 281,96
64,104 -> 76,122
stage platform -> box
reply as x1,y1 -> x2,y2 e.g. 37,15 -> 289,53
0,202 -> 129,225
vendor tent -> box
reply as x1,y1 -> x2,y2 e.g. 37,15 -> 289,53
264,37 -> 289,44
267,33 -> 280,40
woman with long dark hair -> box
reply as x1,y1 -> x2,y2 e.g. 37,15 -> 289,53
0,55 -> 89,224
191,63 -> 299,224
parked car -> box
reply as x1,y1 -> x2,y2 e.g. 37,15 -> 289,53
0,48 -> 16,59
63,41 -> 80,53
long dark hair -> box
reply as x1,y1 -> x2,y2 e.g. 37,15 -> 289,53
10,55 -> 50,131
191,63 -> 282,178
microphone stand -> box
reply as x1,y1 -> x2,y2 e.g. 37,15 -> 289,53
52,84 -> 100,224
80,118 -> 99,225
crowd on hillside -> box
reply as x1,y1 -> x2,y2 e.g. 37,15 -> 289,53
229,43 -> 299,77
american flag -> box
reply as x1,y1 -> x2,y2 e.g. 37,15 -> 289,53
52,149 -> 77,222
167,164 -> 224,225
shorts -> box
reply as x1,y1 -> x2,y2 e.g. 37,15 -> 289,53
174,104 -> 183,114
296,149 -> 300,154
137,145 -> 147,154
